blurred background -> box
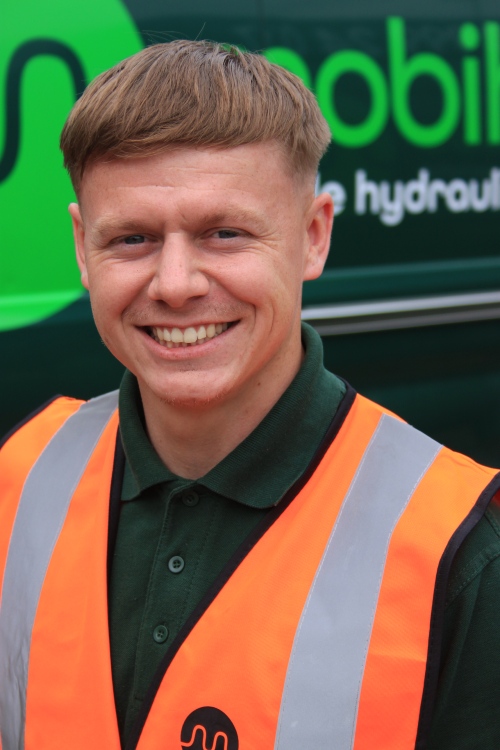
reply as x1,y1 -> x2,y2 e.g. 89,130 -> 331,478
2,0 -> 500,464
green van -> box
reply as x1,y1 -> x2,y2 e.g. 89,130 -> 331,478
2,0 -> 500,463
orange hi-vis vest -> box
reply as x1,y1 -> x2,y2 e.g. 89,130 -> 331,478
0,389 -> 499,750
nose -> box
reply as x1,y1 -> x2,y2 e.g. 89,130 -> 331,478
147,235 -> 210,308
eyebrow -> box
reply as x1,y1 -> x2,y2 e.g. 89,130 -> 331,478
197,207 -> 269,232
88,205 -> 269,244
88,218 -> 147,245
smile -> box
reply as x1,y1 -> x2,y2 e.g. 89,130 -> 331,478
148,323 -> 230,348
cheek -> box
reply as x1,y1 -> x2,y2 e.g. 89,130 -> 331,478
87,283 -> 130,345
255,258 -> 305,315
87,262 -> 142,314
227,248 -> 304,305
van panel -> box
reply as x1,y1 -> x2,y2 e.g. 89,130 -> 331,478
1,0 -> 499,463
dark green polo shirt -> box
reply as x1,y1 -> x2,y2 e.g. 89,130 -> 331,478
109,323 -> 500,749
109,323 -> 346,743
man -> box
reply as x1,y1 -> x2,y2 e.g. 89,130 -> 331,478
1,41 -> 500,750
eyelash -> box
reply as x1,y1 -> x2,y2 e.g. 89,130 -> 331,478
122,235 -> 146,245
214,229 -> 240,239
111,228 -> 245,248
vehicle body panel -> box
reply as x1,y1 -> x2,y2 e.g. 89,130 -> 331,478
1,0 -> 499,463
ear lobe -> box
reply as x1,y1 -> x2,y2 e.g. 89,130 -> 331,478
303,193 -> 334,282
69,203 -> 89,290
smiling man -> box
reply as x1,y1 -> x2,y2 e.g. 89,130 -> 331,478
69,143 -> 330,477
1,41 -> 500,750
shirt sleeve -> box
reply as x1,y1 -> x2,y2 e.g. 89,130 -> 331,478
426,502 -> 500,749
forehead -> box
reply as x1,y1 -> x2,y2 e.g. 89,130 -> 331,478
78,143 -> 309,220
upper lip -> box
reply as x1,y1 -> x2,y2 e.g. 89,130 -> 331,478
144,321 -> 237,328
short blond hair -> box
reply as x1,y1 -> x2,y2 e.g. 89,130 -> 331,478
60,41 -> 331,191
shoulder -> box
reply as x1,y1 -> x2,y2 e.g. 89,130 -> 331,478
0,392 -> 118,522
427,499 -> 500,748
446,497 -> 500,606
0,396 -> 85,452
1,391 -> 121,454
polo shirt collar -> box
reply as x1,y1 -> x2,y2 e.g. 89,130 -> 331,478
119,322 -> 345,508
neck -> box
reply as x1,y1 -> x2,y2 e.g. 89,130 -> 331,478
138,351 -> 303,480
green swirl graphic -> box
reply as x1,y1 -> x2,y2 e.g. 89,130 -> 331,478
0,0 -> 142,331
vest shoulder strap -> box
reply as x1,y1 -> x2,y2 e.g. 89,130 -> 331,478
0,391 -> 119,750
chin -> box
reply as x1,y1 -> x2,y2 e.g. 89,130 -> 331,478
155,382 -> 232,409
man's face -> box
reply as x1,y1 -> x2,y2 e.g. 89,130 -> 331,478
70,143 -> 332,410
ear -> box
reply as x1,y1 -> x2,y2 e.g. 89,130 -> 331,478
303,192 -> 334,281
68,203 -> 89,290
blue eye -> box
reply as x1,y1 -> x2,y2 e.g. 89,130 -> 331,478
216,230 -> 238,239
123,234 -> 146,245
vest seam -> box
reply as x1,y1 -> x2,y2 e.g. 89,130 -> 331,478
107,431 -> 127,740
107,431 -> 125,588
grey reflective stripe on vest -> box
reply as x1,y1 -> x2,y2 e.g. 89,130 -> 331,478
275,413 -> 441,750
0,391 -> 118,750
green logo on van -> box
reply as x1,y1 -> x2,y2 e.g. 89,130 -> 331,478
0,0 -> 141,331
265,17 -> 500,148
2,11 -> 499,331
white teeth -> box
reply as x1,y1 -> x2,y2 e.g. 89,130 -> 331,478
184,327 -> 198,344
171,327 -> 184,343
151,322 -> 231,347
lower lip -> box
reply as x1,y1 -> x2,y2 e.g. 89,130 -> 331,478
139,324 -> 236,358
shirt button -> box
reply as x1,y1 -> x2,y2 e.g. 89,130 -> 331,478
182,490 -> 199,507
153,625 -> 169,643
168,555 -> 185,573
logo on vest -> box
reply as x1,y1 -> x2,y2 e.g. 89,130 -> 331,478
181,706 -> 239,750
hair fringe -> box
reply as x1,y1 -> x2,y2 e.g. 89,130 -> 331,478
60,40 -> 331,191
